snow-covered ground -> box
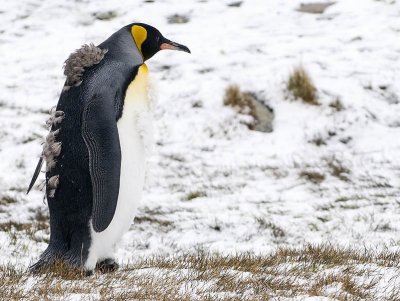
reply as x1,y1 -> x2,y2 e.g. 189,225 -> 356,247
0,0 -> 399,294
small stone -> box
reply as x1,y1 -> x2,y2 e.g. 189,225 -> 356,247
227,1 -> 243,7
167,14 -> 190,24
297,2 -> 335,14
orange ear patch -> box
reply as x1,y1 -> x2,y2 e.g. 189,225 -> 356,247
131,25 -> 147,53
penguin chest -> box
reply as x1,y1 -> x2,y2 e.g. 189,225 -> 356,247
88,65 -> 152,259
114,68 -> 150,232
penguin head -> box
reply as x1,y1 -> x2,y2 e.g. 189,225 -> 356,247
130,23 -> 190,61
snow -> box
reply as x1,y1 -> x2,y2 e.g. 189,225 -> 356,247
0,0 -> 400,298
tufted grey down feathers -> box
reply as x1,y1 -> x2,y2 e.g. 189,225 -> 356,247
48,175 -> 60,198
63,43 -> 108,90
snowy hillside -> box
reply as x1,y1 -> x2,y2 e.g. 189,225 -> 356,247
0,0 -> 400,299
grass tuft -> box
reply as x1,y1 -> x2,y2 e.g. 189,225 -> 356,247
300,170 -> 326,184
256,218 -> 286,238
0,221 -> 48,234
134,216 -> 174,228
0,194 -> 17,206
185,191 -> 207,201
325,156 -> 351,181
91,11 -> 118,21
223,84 -> 257,129
287,66 -> 318,105
329,97 -> 344,111
33,259 -> 89,280
224,85 -> 256,115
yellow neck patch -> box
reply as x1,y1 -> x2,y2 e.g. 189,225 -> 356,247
139,63 -> 149,74
131,25 -> 147,54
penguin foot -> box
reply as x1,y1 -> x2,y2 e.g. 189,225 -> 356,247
96,258 -> 119,273
85,270 -> 94,277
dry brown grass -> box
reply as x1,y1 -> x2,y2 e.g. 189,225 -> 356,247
134,215 -> 174,229
223,85 -> 257,128
0,194 -> 17,206
325,156 -> 351,181
223,85 -> 274,132
0,220 -> 48,237
185,191 -> 207,201
300,170 -> 326,184
329,97 -> 344,111
309,134 -> 327,146
1,244 -> 399,300
287,66 -> 319,105
256,217 -> 286,238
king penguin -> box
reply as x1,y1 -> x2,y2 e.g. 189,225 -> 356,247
27,23 -> 190,274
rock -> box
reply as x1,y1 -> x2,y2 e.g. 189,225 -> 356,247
227,1 -> 243,7
92,10 -> 118,21
167,14 -> 190,24
244,92 -> 274,133
297,2 -> 335,14
223,85 -> 274,133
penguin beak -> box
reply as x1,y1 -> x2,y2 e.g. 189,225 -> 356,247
160,39 -> 191,53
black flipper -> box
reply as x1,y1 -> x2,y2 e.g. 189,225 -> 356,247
82,89 -> 121,233
27,157 -> 43,194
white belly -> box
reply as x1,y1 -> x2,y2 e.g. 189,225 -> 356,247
85,64 -> 153,269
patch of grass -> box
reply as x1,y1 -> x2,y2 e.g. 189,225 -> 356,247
335,197 -> 351,202
208,219 -> 223,232
33,259 -> 90,280
374,222 -> 392,232
224,85 -> 256,114
339,136 -> 352,144
223,84 -> 257,128
227,1 -> 243,7
185,191 -> 207,201
191,99 -> 203,108
300,170 -> 326,184
134,216 -> 173,228
0,221 -> 47,233
210,224 -> 221,232
309,134 -> 327,146
0,194 -> 17,206
329,97 -> 344,111
325,156 -> 351,181
15,159 -> 25,169
1,244 -> 399,300
287,66 -> 319,105
272,168 -> 289,179
197,67 -> 214,74
21,132 -> 42,144
0,219 -> 49,244
31,207 -> 49,223
92,10 -> 118,21
256,218 -> 286,238
165,153 -> 186,162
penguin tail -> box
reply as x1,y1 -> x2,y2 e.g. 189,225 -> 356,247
27,157 -> 44,194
